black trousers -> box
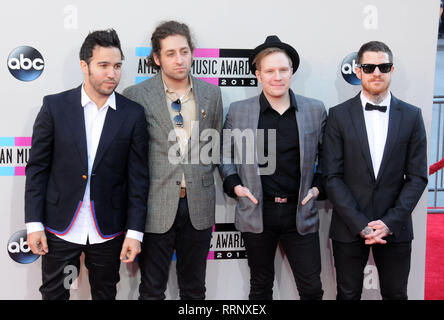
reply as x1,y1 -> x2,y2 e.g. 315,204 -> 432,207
138,197 -> 212,300
40,231 -> 124,300
242,200 -> 323,300
332,239 -> 412,300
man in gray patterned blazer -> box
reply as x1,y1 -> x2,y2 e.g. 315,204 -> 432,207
123,21 -> 223,300
219,36 -> 326,300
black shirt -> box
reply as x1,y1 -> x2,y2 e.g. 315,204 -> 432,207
224,89 -> 313,198
257,90 -> 300,197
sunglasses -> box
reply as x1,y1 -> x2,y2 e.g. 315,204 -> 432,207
171,99 -> 184,128
358,63 -> 393,74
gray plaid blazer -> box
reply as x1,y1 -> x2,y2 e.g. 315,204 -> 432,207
123,73 -> 223,233
219,92 -> 326,234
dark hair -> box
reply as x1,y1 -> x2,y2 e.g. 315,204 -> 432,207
357,41 -> 393,64
79,29 -> 124,64
147,20 -> 194,71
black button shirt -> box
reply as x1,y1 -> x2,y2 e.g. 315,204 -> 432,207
223,90 -> 324,200
223,90 -> 302,198
258,90 -> 300,198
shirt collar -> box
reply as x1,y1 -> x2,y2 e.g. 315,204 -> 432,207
81,84 -> 116,110
360,91 -> 391,111
259,89 -> 298,114
163,74 -> 193,100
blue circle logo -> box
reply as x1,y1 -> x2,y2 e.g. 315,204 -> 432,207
7,46 -> 45,81
341,52 -> 361,85
7,230 -> 40,264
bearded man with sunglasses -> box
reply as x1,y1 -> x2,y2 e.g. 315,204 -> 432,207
322,41 -> 427,300
123,21 -> 222,300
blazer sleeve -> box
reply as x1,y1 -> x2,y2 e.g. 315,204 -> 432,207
125,106 -> 149,233
25,96 -> 54,224
381,108 -> 428,237
322,107 -> 370,235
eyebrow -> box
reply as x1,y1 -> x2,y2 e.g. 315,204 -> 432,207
97,61 -> 122,65
164,47 -> 190,53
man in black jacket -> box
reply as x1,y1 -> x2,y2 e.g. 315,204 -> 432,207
322,41 -> 427,300
25,29 -> 149,300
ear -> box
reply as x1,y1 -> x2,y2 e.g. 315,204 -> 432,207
355,66 -> 362,80
255,70 -> 262,84
153,53 -> 161,68
80,60 -> 89,75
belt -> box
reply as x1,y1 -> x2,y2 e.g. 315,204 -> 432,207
264,196 -> 298,203
180,187 -> 187,198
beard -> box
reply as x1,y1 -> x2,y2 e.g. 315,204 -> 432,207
88,71 -> 117,97
95,81 -> 117,96
362,76 -> 391,101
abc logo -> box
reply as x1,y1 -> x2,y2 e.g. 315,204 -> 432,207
7,46 -> 45,82
341,52 -> 361,85
7,230 -> 39,264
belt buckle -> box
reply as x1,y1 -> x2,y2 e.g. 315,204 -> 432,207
274,197 -> 287,203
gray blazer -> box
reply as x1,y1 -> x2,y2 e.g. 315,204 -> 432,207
123,73 -> 223,233
219,93 -> 326,235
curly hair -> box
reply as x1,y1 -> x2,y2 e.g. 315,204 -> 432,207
147,20 -> 194,71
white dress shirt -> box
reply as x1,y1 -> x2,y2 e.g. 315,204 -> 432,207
360,91 -> 391,178
26,85 -> 143,244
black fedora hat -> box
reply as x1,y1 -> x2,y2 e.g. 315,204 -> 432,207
249,35 -> 299,74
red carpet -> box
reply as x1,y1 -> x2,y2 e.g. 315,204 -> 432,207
425,213 -> 444,300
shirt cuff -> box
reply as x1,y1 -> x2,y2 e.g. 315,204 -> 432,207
26,222 -> 44,234
126,230 -> 144,242
223,174 -> 243,198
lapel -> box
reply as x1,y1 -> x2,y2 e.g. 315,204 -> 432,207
376,94 -> 402,182
149,74 -> 176,136
62,85 -> 88,171
348,93 -> 376,180
250,95 -> 262,184
187,76 -> 205,161
92,93 -> 128,172
250,95 -> 261,162
191,76 -> 210,133
293,94 -> 305,174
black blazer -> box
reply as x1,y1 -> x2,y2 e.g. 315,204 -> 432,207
25,86 -> 149,238
322,93 -> 427,243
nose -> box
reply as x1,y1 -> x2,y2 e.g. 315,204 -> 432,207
272,70 -> 283,80
372,66 -> 382,75
175,53 -> 184,64
106,66 -> 115,78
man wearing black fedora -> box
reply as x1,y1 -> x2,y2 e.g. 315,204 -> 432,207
219,35 -> 326,300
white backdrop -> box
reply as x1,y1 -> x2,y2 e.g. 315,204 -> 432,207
0,0 -> 439,300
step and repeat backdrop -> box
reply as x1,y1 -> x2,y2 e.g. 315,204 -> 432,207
0,0 -> 439,299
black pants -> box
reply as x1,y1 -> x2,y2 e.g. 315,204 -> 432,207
242,200 -> 323,300
40,231 -> 124,300
332,239 -> 412,300
138,197 -> 212,300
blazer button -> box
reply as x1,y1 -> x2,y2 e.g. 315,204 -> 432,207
176,181 -> 181,185
82,175 -> 87,180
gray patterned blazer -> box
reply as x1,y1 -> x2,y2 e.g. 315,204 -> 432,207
123,73 -> 223,233
219,92 -> 326,235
